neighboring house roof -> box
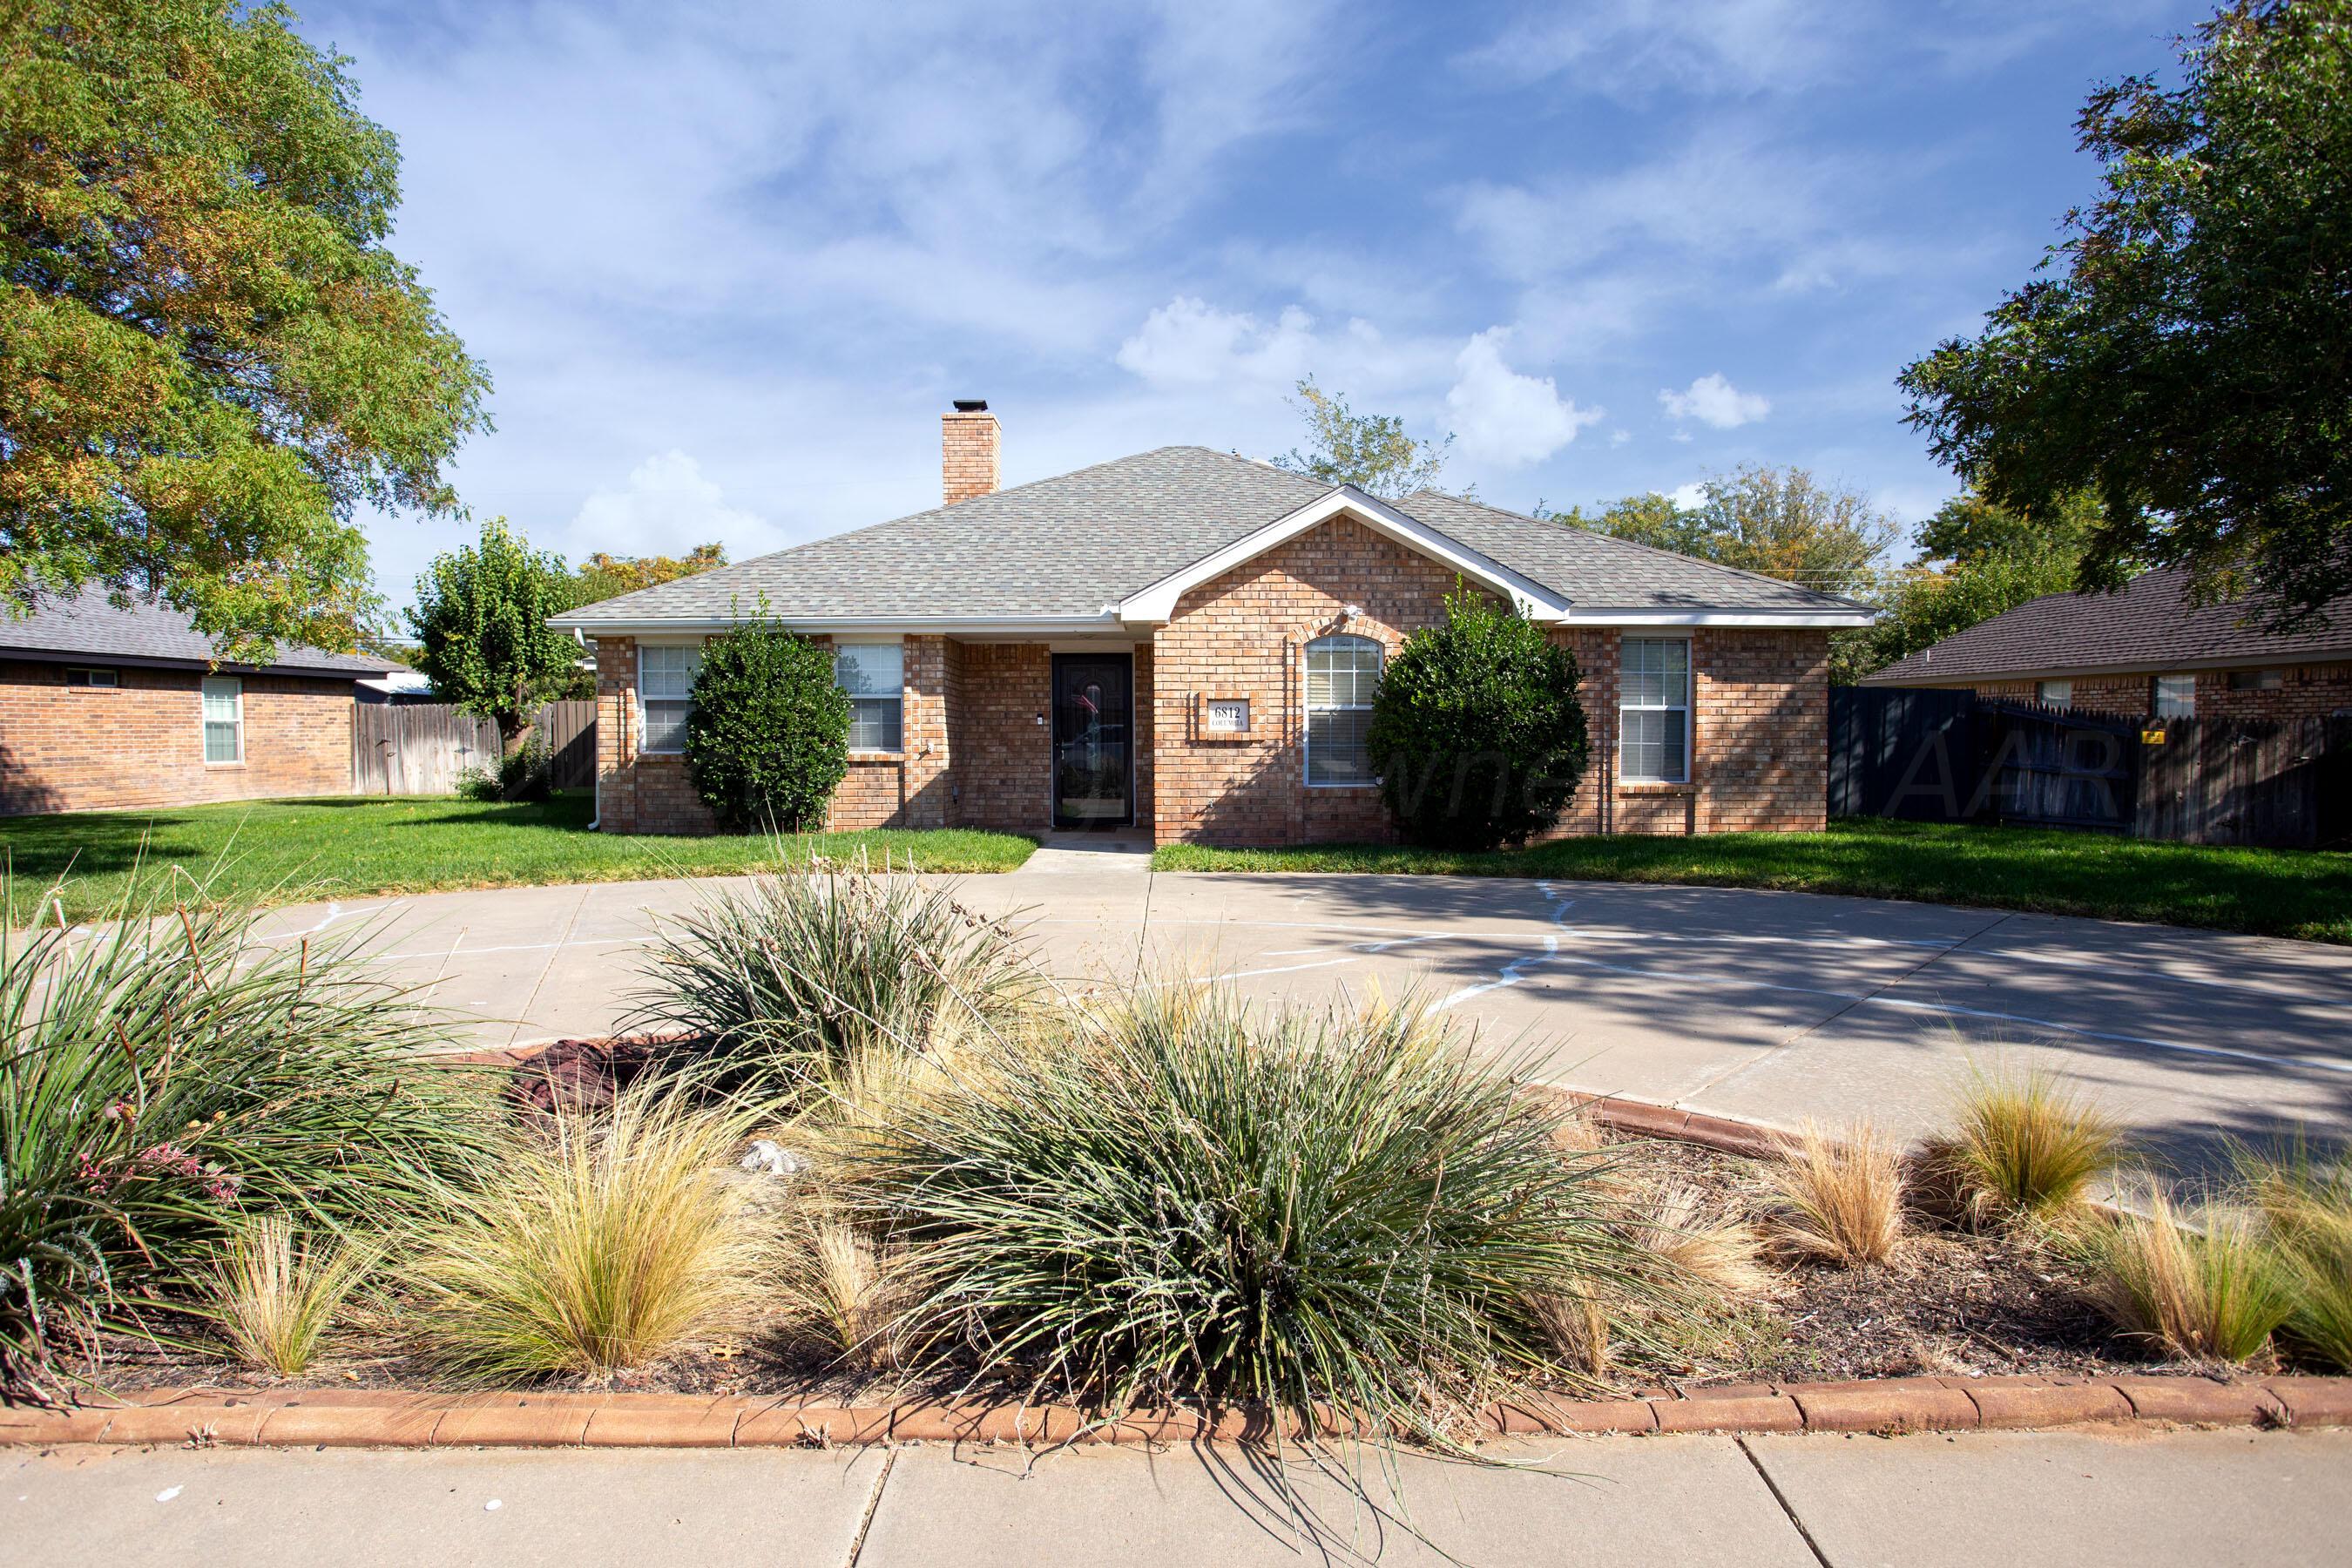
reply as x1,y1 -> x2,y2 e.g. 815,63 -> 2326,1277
549,445 -> 1871,634
1863,566 -> 2352,686
0,587 -> 395,678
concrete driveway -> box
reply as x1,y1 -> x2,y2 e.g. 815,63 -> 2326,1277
253,838 -> 2352,1168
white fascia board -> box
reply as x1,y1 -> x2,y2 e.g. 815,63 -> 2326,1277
1117,486 -> 1572,625
1560,608 -> 1877,628
546,613 -> 1127,638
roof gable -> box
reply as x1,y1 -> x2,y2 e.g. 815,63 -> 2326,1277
0,588 -> 393,676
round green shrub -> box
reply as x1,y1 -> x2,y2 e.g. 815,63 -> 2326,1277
682,622 -> 849,831
1364,588 -> 1590,850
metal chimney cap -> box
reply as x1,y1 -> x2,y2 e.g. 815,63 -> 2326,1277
951,399 -> 990,413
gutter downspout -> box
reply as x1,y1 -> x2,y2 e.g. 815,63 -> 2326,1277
575,628 -> 600,831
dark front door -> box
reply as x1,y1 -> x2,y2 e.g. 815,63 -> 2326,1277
1051,653 -> 1132,828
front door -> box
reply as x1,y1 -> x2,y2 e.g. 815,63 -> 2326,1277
1051,653 -> 1132,828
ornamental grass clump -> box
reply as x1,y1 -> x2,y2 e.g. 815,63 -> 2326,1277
625,862 -> 1040,1098
1765,1121 -> 1906,1267
1947,1065 -> 2128,1224
864,984 -> 1673,1443
403,1083 -> 772,1383
0,864 -> 494,1400
2234,1143 -> 2352,1372
2085,1188 -> 2295,1365
199,1215 -> 377,1377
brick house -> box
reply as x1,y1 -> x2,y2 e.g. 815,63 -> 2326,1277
0,590 -> 392,816
1862,567 -> 2352,721
552,403 -> 1873,845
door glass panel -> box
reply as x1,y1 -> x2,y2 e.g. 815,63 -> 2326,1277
1053,656 -> 1130,825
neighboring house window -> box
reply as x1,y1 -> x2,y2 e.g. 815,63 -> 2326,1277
1619,638 -> 1690,784
1305,633 -> 1382,787
639,644 -> 700,754
2230,668 -> 2283,692
2152,673 -> 2196,718
200,676 -> 243,763
2037,679 -> 2072,707
64,666 -> 118,688
835,641 -> 904,751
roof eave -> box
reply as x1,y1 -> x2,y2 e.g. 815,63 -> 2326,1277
546,612 -> 1132,638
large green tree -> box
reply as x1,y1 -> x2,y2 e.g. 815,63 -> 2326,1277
1,0 -> 490,659
1555,466 -> 1898,600
1850,489 -> 2105,679
408,520 -> 579,754
566,543 -> 726,609
1898,1 -> 2351,627
1274,377 -> 1453,499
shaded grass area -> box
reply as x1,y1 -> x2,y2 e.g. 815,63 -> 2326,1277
1152,818 -> 2352,944
0,792 -> 1036,924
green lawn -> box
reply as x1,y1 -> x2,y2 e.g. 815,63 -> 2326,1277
1,793 -> 1037,925
1152,818 -> 2352,944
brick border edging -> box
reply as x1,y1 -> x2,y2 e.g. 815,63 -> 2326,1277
5,1375 -> 2349,1450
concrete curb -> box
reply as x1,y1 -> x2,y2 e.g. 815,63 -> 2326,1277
6,1375 -> 2347,1451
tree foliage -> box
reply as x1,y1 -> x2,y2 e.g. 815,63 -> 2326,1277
1365,589 -> 1589,852
1849,488 -> 2104,679
1898,0 -> 2352,627
683,620 -> 848,832
568,544 -> 726,608
1274,377 -> 1453,499
407,520 -> 579,749
1553,467 -> 1898,602
0,0 -> 491,660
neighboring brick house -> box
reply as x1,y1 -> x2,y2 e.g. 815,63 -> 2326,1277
552,402 -> 1872,846
1862,567 -> 2352,721
0,590 -> 391,816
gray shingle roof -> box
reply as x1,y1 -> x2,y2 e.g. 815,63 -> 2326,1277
1862,566 -> 2352,685
0,587 -> 394,677
549,445 -> 1868,625
1398,489 -> 1871,612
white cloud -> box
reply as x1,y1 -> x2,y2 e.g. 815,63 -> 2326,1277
1453,0 -> 1844,98
1444,330 -> 1602,467
571,451 -> 781,561
1659,372 -> 1770,429
1609,429 -> 1633,448
1662,481 -> 1710,509
1114,297 -> 1317,389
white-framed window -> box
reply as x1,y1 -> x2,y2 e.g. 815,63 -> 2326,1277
2037,678 -> 2072,707
2229,667 -> 2283,692
200,676 -> 243,764
1305,633 -> 1382,787
64,666 -> 118,688
1619,638 -> 1690,784
835,640 -> 904,752
638,643 -> 701,754
2152,673 -> 2195,718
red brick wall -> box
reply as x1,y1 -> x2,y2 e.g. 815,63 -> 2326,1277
1966,662 -> 2352,720
0,659 -> 354,816
947,642 -> 1051,828
1147,519 -> 1833,847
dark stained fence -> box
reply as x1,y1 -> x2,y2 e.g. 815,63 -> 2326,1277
532,700 -> 598,790
1828,686 -> 1980,821
1829,688 -> 2351,849
352,703 -> 500,795
1973,700 -> 2139,834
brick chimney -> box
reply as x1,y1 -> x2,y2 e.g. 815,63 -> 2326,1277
942,399 -> 1000,504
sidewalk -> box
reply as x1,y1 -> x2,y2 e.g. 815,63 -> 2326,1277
12,1428 -> 2350,1567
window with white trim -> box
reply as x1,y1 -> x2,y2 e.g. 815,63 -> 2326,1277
1618,638 -> 1689,783
835,641 -> 904,751
2037,678 -> 2072,707
639,644 -> 700,754
1305,634 -> 1382,787
2152,673 -> 2195,718
200,676 -> 243,764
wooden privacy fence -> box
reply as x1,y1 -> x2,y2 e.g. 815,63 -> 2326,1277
351,700 -> 598,795
1828,686 -> 2352,848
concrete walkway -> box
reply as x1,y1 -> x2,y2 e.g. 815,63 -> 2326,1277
252,849 -> 2352,1169
12,1429 -> 2349,1566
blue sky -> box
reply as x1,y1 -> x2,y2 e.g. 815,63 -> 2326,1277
301,0 -> 2207,610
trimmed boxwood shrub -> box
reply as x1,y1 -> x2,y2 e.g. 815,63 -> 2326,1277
1364,587 -> 1590,850
683,620 -> 849,830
